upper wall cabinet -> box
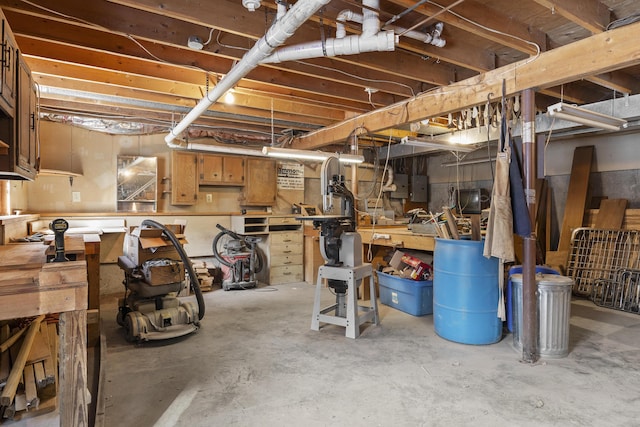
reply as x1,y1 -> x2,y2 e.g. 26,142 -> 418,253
240,158 -> 277,206
16,56 -> 37,178
171,150 -> 198,205
0,10 -> 37,180
0,12 -> 17,117
198,153 -> 245,186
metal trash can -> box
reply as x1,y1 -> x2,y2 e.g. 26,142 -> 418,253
511,273 -> 573,358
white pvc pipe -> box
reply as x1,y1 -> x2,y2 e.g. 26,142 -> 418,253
262,0 -> 397,64
362,0 -> 380,37
165,0 -> 331,144
338,9 -> 446,46
261,31 -> 395,63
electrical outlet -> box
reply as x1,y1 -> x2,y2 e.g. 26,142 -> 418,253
206,193 -> 213,203
72,192 -> 81,203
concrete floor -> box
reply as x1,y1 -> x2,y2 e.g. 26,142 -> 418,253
98,281 -> 640,427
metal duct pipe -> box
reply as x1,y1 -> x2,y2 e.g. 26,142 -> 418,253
262,0 -> 397,64
165,0 -> 331,145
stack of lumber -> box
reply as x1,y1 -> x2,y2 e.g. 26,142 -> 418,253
191,260 -> 218,292
0,315 -> 58,421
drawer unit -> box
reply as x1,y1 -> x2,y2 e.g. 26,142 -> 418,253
231,215 -> 304,285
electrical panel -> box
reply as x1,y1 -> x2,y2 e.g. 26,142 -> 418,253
410,175 -> 428,202
392,174 -> 409,198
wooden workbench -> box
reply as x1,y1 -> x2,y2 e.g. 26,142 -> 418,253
0,243 -> 89,426
357,226 -> 436,252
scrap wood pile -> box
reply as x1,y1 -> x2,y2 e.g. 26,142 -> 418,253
190,260 -> 222,292
0,315 -> 58,422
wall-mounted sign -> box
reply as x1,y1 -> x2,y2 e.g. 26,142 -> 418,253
277,162 -> 304,190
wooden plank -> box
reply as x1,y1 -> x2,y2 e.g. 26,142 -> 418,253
0,244 -> 47,270
0,287 -> 87,320
0,315 -> 45,406
295,22 -> 640,148
26,328 -> 51,364
33,362 -> 46,389
594,199 -> 627,229
0,324 -> 10,384
0,325 -> 26,353
59,310 -> 88,427
442,207 -> 460,240
557,146 -> 594,253
39,323 -> 56,387
39,261 -> 88,287
24,364 -> 39,409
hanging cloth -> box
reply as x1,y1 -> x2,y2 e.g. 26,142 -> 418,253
508,138 -> 532,237
483,105 -> 516,263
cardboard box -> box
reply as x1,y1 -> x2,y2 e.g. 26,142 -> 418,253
141,259 -> 185,286
124,227 -> 187,266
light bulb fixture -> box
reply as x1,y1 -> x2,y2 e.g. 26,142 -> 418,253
400,136 -> 475,153
224,90 -> 235,104
243,0 -> 261,11
262,147 -> 364,164
187,35 -> 204,50
547,102 -> 627,131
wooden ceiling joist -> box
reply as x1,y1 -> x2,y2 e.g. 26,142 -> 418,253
294,21 -> 640,148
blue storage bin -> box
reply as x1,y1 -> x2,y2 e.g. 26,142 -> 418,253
506,265 -> 559,332
376,271 -> 433,316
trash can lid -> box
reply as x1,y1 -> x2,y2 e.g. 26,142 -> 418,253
510,273 -> 573,287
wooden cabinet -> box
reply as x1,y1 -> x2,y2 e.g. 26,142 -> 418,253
268,229 -> 304,284
198,153 -> 244,185
241,158 -> 276,206
0,12 -> 17,116
0,11 -> 37,180
17,56 -> 37,178
171,151 -> 198,205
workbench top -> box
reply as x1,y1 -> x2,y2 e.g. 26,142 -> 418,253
357,227 -> 436,251
0,243 -> 88,320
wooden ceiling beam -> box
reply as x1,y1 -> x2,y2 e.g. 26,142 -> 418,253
294,21 -> 640,148
6,11 -> 386,110
33,74 -> 336,129
25,55 -> 347,122
531,0 -> 611,34
387,0 -> 548,55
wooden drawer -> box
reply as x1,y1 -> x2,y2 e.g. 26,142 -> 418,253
269,242 -> 299,257
270,265 -> 303,284
268,216 -> 299,226
270,253 -> 303,267
270,232 -> 303,245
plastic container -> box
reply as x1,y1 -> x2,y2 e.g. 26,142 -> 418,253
511,273 -> 573,358
433,238 -> 501,345
507,265 -> 559,332
376,271 -> 433,316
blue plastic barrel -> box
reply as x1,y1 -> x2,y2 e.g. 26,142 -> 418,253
433,238 -> 501,344
506,265 -> 559,332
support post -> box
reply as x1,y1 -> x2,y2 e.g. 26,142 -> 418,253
522,88 -> 538,363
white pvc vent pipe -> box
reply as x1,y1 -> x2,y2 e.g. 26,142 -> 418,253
165,0 -> 331,145
262,0 -> 398,64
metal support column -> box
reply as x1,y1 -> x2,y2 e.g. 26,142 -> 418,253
522,88 -> 539,363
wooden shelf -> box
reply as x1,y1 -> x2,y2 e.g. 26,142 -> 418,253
38,169 -> 83,177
